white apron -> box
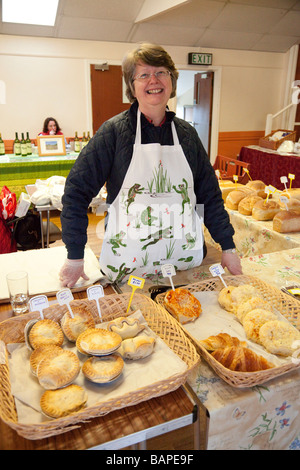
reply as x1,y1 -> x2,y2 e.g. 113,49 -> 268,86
99,109 -> 204,283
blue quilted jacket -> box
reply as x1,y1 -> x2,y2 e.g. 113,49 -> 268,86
61,101 -> 235,259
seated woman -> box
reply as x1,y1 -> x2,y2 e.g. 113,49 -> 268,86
39,117 -> 63,136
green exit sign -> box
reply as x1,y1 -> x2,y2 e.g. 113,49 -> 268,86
188,53 -> 212,66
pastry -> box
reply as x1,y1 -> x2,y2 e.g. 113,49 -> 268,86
242,309 -> 277,344
277,197 -> 300,211
76,328 -> 122,355
117,334 -> 156,360
28,319 -> 64,350
236,296 -> 273,323
29,345 -> 63,376
259,320 -> 300,356
82,354 -> 124,383
107,316 -> 145,339
230,284 -> 258,314
252,200 -> 280,221
40,384 -> 88,418
199,333 -> 247,351
245,180 -> 267,198
225,188 -> 254,210
61,306 -> 95,342
238,195 -> 263,215
37,349 -> 80,390
211,346 -> 274,372
273,210 -> 300,233
217,285 -> 236,312
164,288 -> 202,324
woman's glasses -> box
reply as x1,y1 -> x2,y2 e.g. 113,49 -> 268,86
133,70 -> 171,81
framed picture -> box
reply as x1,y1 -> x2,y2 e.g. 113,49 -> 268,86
37,135 -> 66,156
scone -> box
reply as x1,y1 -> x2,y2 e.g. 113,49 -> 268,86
28,319 -> 64,350
37,349 -> 80,389
217,286 -> 236,312
236,297 -> 273,323
117,334 -> 156,360
242,309 -> 278,344
76,328 -> 122,355
107,316 -> 145,339
82,354 -> 124,383
61,306 -> 95,342
230,284 -> 258,314
259,320 -> 300,356
40,384 -> 88,418
29,345 -> 63,376
164,288 -> 202,324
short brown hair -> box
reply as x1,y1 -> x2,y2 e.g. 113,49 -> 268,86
122,43 -> 179,103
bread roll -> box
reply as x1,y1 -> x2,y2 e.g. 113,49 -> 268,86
281,188 -> 300,201
277,197 -> 300,212
238,195 -> 263,215
273,210 -> 300,233
246,180 -> 267,198
252,200 -> 280,221
226,188 -> 254,210
218,182 -> 245,202
211,346 -> 274,372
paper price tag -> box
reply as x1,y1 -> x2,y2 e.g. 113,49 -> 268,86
264,185 -> 277,203
56,288 -> 74,318
161,264 -> 176,291
280,176 -> 288,192
126,276 -> 145,313
29,295 -> 49,319
243,168 -> 252,180
87,285 -> 104,320
280,195 -> 289,211
288,173 -> 295,189
209,263 -> 227,287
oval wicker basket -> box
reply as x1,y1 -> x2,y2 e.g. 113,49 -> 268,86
155,274 -> 300,388
0,292 -> 200,440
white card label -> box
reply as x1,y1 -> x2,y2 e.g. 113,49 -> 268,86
29,295 -> 49,319
209,264 -> 225,277
56,288 -> 74,305
161,264 -> 176,278
87,285 -> 104,300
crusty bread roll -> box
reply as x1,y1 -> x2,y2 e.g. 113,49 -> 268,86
211,346 -> 274,372
218,182 -> 245,202
226,188 -> 254,210
252,200 -> 280,221
238,195 -> 263,215
273,210 -> 300,233
199,333 -> 247,351
281,188 -> 300,201
277,197 -> 300,211
246,180 -> 267,198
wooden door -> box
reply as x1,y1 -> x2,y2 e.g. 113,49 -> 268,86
193,72 -> 214,156
90,64 -> 131,134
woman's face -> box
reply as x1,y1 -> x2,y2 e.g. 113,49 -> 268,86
132,62 -> 172,113
47,120 -> 57,133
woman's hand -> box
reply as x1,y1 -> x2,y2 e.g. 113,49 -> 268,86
221,251 -> 242,275
59,259 -> 89,288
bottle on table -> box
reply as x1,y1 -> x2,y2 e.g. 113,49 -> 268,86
21,133 -> 27,156
0,133 -> 5,155
14,132 -> 21,155
26,132 -> 32,155
87,131 -> 91,141
74,132 -> 81,153
81,132 -> 87,149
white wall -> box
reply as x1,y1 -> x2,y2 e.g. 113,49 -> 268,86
0,34 -> 290,140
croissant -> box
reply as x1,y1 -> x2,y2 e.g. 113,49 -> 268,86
199,333 -> 247,351
211,346 -> 274,372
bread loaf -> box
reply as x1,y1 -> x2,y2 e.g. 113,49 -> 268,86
281,188 -> 300,201
246,180 -> 267,198
211,346 -> 274,372
226,188 -> 254,210
252,199 -> 280,221
277,197 -> 300,212
238,195 -> 263,215
273,210 -> 300,233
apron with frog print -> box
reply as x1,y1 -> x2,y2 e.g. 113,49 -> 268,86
99,109 -> 204,283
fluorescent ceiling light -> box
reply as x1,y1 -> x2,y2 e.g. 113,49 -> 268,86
2,0 -> 59,26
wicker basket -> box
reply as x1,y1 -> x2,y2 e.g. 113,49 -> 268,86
259,129 -> 296,150
0,293 -> 199,440
155,275 -> 300,388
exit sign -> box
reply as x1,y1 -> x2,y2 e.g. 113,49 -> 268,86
188,53 -> 212,66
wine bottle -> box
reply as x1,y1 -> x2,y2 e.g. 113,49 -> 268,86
87,131 -> 91,141
26,132 -> 32,155
0,133 -> 5,155
74,132 -> 81,153
14,132 -> 21,155
81,132 -> 87,149
21,133 -> 27,156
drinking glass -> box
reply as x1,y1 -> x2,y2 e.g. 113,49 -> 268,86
6,271 -> 29,315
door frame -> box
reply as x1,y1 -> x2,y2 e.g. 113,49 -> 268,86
84,59 -> 221,163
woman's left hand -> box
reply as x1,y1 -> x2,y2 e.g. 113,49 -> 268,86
221,251 -> 242,275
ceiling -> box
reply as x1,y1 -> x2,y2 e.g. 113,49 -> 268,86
0,0 -> 300,53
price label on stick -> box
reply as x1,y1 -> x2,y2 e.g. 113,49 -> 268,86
280,176 -> 288,191
56,288 -> 74,318
264,185 -> 277,203
280,195 -> 289,211
127,276 -> 145,313
243,168 -> 252,180
209,263 -> 227,288
87,285 -> 104,321
215,169 -> 221,180
233,175 -> 238,187
288,173 -> 295,189
29,295 -> 49,319
161,263 -> 176,291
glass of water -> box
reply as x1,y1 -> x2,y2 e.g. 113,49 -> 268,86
6,271 -> 29,315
